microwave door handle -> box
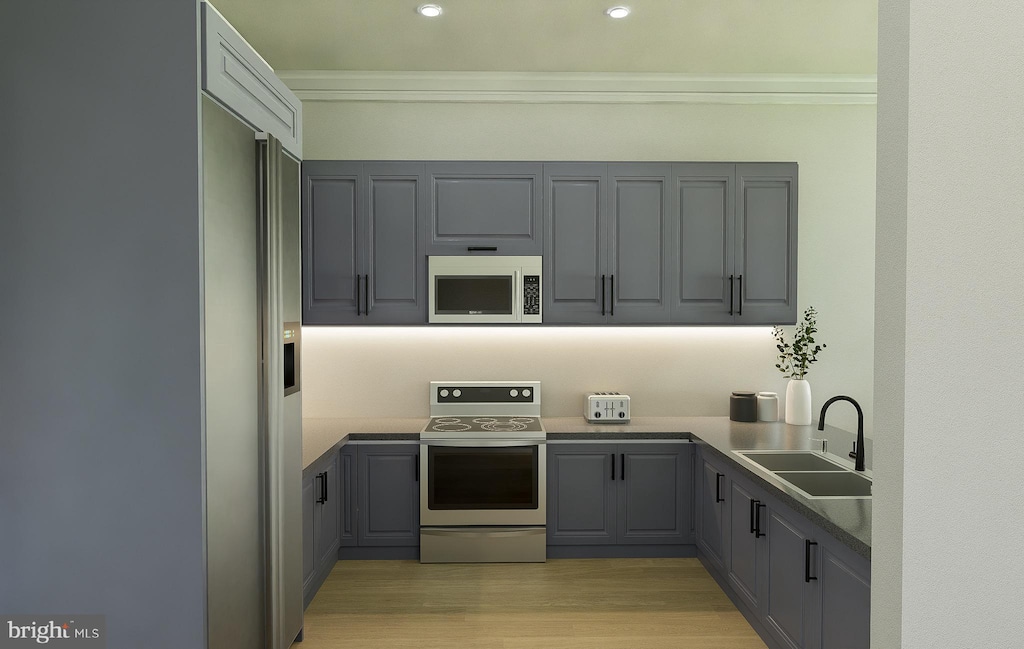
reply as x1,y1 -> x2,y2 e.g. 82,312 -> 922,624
513,269 -> 520,321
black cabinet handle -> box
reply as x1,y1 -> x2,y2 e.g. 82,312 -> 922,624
601,275 -> 606,316
415,454 -> 419,482
620,453 -> 625,480
715,473 -> 725,503
610,275 -> 615,316
611,453 -> 616,480
749,499 -> 759,534
323,471 -> 329,503
364,274 -> 370,315
728,275 -> 735,316
737,274 -> 743,316
356,274 -> 362,316
755,502 -> 766,538
467,246 -> 498,252
805,539 -> 818,582
315,472 -> 327,504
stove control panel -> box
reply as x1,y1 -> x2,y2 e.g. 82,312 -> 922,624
585,392 -> 631,424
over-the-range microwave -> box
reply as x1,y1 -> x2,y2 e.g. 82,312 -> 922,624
428,255 -> 542,324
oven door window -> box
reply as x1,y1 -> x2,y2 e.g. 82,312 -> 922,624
428,445 -> 538,510
434,275 -> 513,315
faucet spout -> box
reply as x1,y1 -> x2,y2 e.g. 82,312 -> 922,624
817,395 -> 865,471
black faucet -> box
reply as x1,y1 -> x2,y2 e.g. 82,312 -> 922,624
817,395 -> 865,472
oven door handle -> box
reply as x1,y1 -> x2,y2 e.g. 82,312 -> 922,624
420,527 -> 545,539
422,440 -> 545,448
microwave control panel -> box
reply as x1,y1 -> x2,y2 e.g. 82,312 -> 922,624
523,275 -> 540,315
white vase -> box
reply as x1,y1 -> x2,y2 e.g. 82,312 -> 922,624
785,379 -> 812,425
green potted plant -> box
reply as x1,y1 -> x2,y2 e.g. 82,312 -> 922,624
772,306 -> 827,425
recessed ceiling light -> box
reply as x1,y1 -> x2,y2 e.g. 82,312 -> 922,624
417,4 -> 442,17
606,6 -> 630,19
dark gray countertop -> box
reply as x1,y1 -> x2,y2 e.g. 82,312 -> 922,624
303,415 -> 872,559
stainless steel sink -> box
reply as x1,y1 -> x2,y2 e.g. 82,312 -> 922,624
733,450 -> 872,499
774,471 -> 872,497
736,451 -> 847,473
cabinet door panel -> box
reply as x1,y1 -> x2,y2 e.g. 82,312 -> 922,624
315,453 -> 340,567
358,445 -> 419,546
302,162 -> 362,323
547,445 -> 617,545
765,507 -> 813,649
340,446 -> 358,547
736,163 -> 797,324
428,163 -> 542,255
544,164 -> 608,323
364,163 -> 426,323
672,163 -> 736,323
727,480 -> 763,614
818,544 -> 870,649
697,453 -> 727,573
301,475 -> 316,587
618,444 -> 691,544
609,165 -> 671,322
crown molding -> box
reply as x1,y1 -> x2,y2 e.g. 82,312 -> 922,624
277,71 -> 877,105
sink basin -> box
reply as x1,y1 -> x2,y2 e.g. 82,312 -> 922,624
774,471 -> 873,498
736,451 -> 847,473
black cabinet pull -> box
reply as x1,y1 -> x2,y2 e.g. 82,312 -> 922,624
715,473 -> 725,503
467,246 -> 498,252
755,502 -> 766,538
620,453 -> 625,480
805,539 -> 818,582
728,275 -> 735,316
611,453 -> 616,481
415,454 -> 419,482
601,275 -> 606,316
323,471 -> 329,503
315,472 -> 326,504
356,274 -> 362,316
364,274 -> 370,315
737,274 -> 743,316
749,499 -> 759,534
610,275 -> 615,316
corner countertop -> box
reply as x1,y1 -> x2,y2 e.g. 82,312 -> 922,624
302,415 -> 871,559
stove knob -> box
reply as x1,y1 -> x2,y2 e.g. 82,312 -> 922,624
452,389 -> 462,398
523,389 -> 531,398
509,389 -> 518,398
440,389 -> 449,398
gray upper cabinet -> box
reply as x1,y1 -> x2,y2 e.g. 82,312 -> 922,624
302,162 -> 426,324
544,163 -> 671,324
735,163 -> 798,325
200,3 -> 302,159
427,163 -> 543,256
671,162 -> 797,325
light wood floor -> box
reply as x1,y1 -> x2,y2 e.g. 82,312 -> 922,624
299,558 -> 768,649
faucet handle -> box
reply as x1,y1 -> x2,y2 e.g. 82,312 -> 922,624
810,437 -> 828,453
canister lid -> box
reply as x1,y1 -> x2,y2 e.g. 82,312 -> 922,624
732,391 -> 756,398
757,392 -> 778,398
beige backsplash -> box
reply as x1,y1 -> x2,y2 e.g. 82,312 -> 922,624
301,326 -> 788,419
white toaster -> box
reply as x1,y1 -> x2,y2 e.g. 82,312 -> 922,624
585,392 -> 631,423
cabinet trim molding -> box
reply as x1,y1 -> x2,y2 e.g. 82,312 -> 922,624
279,71 -> 877,105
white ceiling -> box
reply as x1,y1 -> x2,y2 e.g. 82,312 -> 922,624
212,0 -> 877,74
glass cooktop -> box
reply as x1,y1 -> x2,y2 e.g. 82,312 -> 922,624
422,416 -> 545,435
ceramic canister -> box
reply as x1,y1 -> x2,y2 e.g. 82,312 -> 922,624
730,391 -> 758,422
757,392 -> 779,422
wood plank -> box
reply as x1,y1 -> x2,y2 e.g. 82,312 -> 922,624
298,559 -> 767,648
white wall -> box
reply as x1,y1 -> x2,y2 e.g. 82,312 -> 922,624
300,101 -> 876,434
875,0 -> 1024,646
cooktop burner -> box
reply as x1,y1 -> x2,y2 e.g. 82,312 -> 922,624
424,416 -> 544,434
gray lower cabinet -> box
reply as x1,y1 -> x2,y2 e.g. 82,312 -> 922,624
426,162 -> 543,256
355,444 -> 420,547
547,443 -> 693,548
671,163 -> 797,325
302,449 -> 340,608
340,445 -> 358,547
544,163 -> 672,323
695,446 -> 870,649
302,161 -> 426,324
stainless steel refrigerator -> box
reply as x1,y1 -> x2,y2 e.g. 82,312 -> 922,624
202,96 -> 303,649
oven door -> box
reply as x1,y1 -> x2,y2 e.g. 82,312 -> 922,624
420,440 -> 546,526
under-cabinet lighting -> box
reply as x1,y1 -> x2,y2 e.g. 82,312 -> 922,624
606,6 -> 630,19
417,4 -> 442,17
